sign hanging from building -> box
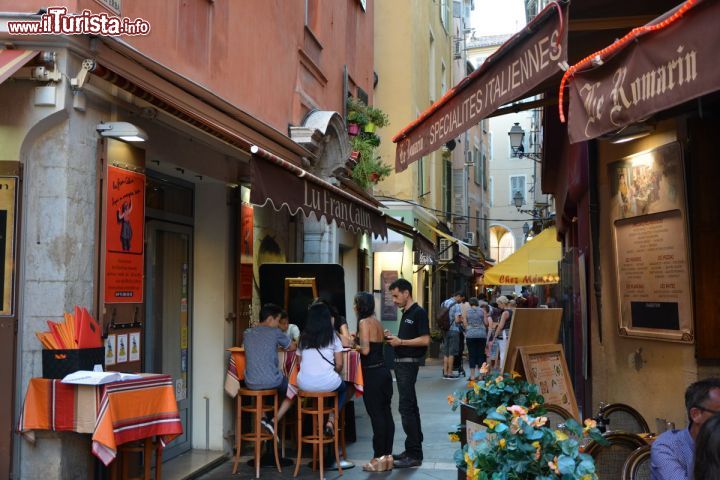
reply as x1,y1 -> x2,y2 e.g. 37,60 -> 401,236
393,1 -> 568,171
104,166 -> 145,303
566,0 -> 720,143
250,156 -> 387,239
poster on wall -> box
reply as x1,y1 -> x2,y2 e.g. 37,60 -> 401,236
239,203 -> 254,300
380,271 -> 399,322
0,177 -> 18,316
104,166 -> 145,303
608,142 -> 693,342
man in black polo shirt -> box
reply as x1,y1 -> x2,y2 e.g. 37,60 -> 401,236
385,278 -> 430,468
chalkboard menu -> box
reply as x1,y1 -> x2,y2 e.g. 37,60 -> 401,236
380,271 -> 399,322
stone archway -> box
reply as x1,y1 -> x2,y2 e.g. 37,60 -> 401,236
290,110 -> 351,179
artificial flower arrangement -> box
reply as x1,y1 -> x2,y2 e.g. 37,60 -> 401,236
448,364 -> 607,480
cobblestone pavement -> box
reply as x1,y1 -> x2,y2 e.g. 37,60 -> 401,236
197,358 -> 466,479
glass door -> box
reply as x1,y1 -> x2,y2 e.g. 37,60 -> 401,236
145,221 -> 192,459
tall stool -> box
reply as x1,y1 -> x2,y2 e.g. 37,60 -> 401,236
232,388 -> 281,478
110,437 -> 162,480
294,390 -> 342,479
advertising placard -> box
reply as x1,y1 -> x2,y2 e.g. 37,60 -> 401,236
104,166 -> 145,303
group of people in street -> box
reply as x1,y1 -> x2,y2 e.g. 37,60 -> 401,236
439,291 -> 517,379
240,277 -> 430,472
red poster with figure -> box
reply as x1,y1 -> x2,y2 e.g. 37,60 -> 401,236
105,166 -> 145,303
238,203 -> 254,300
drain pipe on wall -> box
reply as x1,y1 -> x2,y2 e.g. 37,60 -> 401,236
204,396 -> 210,450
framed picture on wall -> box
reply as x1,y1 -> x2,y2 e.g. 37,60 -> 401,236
608,142 -> 693,343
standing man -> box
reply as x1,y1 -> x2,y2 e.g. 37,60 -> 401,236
385,278 -> 430,468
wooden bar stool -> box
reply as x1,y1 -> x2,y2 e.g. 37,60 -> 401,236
232,388 -> 281,478
293,390 -> 342,479
110,437 -> 162,480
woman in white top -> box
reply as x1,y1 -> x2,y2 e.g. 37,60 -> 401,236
297,302 -> 347,434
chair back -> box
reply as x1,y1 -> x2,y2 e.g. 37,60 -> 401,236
601,403 -> 650,434
585,433 -> 647,479
544,404 -> 574,429
621,445 -> 651,480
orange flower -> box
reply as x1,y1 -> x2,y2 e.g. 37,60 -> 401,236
499,438 -> 507,448
479,362 -> 490,374
531,416 -> 548,428
495,375 -> 504,384
548,457 -> 560,475
583,418 -> 598,432
447,394 -> 455,406
511,370 -> 522,379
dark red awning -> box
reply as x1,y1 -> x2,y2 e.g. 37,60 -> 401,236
563,0 -> 718,143
392,1 -> 568,172
250,146 -> 388,239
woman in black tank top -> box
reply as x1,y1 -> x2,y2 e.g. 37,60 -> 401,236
354,292 -> 395,472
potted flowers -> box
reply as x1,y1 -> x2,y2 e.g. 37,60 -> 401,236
364,105 -> 390,133
449,365 -> 607,479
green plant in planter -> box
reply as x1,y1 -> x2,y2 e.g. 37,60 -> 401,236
347,110 -> 369,126
457,405 -> 607,480
448,367 -> 547,416
366,105 -> 390,128
448,365 -> 608,480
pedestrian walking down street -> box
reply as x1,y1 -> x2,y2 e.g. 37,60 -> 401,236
384,278 -> 430,468
354,292 -> 395,472
462,297 -> 488,381
440,292 -> 464,379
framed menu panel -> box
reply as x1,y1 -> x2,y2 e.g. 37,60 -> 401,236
608,142 -> 693,343
517,344 -> 579,421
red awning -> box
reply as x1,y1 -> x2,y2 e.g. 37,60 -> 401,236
0,49 -> 37,84
562,0 -> 717,143
392,1 -> 568,172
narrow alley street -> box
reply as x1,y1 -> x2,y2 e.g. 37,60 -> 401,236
195,359 -> 461,480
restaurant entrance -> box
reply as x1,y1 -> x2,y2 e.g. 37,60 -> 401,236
145,220 -> 193,460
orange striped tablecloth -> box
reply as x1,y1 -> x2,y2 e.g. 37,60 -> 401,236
19,374 -> 183,466
224,349 -> 364,399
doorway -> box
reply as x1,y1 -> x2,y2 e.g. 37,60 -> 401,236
145,221 -> 193,459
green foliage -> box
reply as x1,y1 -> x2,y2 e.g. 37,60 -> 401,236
449,366 -> 608,480
347,110 -> 368,126
366,105 -> 390,128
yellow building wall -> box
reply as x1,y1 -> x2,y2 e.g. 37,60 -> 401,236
591,119 -> 717,428
374,0 -> 452,215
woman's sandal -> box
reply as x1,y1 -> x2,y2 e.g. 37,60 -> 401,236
380,454 -> 394,471
362,457 -> 384,472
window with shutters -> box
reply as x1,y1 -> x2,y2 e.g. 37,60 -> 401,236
510,175 -> 526,205
482,154 -> 488,191
473,146 -> 481,186
443,159 -> 452,221
489,176 -> 494,207
453,167 -> 465,221
440,0 -> 449,33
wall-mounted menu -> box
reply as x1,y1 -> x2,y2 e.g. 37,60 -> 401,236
614,210 -> 692,339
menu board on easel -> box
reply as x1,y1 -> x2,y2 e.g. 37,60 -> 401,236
515,344 -> 579,421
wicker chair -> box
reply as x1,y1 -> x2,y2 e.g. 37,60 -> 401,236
585,433 -> 647,480
622,445 -> 652,480
544,404 -> 575,429
600,403 -> 651,434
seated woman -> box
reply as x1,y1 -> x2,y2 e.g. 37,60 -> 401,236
297,302 -> 347,435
